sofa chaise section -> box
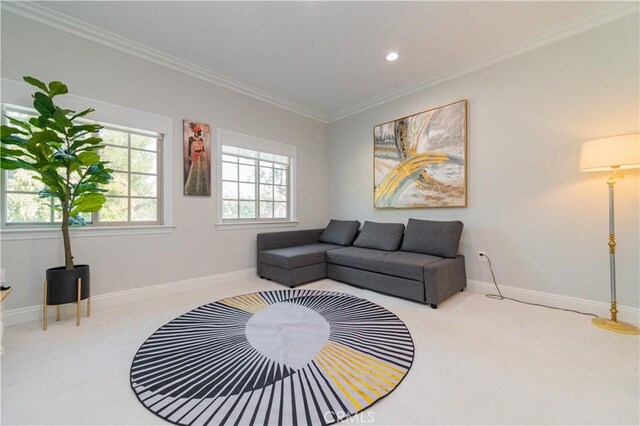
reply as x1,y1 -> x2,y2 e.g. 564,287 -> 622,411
257,229 -> 330,286
257,221 -> 360,287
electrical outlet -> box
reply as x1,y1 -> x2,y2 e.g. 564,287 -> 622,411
477,251 -> 487,262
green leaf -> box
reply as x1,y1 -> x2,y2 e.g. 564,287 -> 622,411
78,145 -> 103,152
68,162 -> 81,174
70,192 -> 106,215
1,147 -> 32,158
40,168 -> 66,195
1,125 -> 27,137
84,162 -> 113,185
34,116 -> 63,133
53,108 -> 72,127
48,81 -> 69,97
29,117 -> 42,129
4,117 -> 32,133
52,149 -> 77,162
0,157 -> 35,171
77,152 -> 100,166
23,76 -> 49,93
0,158 -> 21,170
68,124 -> 102,137
74,182 -> 108,195
33,92 -> 56,117
28,130 -> 63,146
69,108 -> 95,121
70,136 -> 103,151
1,135 -> 28,147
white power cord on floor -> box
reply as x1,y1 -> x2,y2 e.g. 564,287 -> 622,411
483,254 -> 599,318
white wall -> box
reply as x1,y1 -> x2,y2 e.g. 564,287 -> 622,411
327,15 -> 640,307
0,13 -> 329,310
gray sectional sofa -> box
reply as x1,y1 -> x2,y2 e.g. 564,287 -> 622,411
257,219 -> 467,308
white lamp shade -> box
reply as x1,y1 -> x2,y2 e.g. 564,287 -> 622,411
580,133 -> 640,172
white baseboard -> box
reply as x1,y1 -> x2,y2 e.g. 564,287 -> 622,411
466,279 -> 640,324
1,268 -> 257,327
3,271 -> 638,326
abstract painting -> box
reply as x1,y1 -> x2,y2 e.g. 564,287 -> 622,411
374,100 -> 467,208
183,120 -> 211,196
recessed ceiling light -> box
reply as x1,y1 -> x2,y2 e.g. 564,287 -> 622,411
386,52 -> 399,62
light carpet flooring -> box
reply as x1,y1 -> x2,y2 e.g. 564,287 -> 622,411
1,277 -> 638,425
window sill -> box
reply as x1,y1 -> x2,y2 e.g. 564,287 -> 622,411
0,225 -> 175,241
215,220 -> 298,231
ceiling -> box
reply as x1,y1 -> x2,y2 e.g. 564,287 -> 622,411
15,1 -> 637,121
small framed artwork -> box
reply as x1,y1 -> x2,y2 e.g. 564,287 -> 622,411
183,120 -> 212,196
373,99 -> 467,208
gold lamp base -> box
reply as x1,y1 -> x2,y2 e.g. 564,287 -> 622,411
592,318 -> 640,335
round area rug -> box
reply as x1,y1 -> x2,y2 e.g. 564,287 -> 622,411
130,290 -> 414,425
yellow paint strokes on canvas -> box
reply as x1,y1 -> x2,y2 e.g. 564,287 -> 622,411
375,152 -> 449,203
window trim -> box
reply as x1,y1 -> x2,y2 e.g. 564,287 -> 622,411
0,78 -> 173,239
216,128 -> 297,227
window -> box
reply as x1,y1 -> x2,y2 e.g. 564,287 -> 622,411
1,105 -> 163,227
97,127 -> 162,224
217,129 -> 296,225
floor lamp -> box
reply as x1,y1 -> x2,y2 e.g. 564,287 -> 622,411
580,133 -> 639,335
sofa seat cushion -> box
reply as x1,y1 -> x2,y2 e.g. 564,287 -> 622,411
261,243 -> 342,269
327,246 -> 442,281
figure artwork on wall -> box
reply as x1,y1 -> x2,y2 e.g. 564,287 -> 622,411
183,120 -> 211,196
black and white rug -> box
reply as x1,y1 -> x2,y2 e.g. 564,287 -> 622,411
130,290 -> 414,425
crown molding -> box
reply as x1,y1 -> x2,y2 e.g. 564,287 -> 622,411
327,2 -> 639,122
0,1 -> 331,123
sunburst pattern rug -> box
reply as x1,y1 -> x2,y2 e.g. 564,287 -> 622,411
130,290 -> 414,425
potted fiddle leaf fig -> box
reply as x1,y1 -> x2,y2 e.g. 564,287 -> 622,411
0,76 -> 113,326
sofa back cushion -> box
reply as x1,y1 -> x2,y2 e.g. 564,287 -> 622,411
319,219 -> 361,246
401,219 -> 463,258
353,221 -> 405,251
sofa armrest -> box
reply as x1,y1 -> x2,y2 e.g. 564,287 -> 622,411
423,255 -> 467,305
257,229 -> 325,275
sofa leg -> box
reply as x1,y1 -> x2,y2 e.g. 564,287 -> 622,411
460,288 -> 464,292
260,276 -> 265,279
430,304 -> 438,309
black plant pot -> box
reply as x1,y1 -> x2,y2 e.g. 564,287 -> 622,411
45,264 -> 90,305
